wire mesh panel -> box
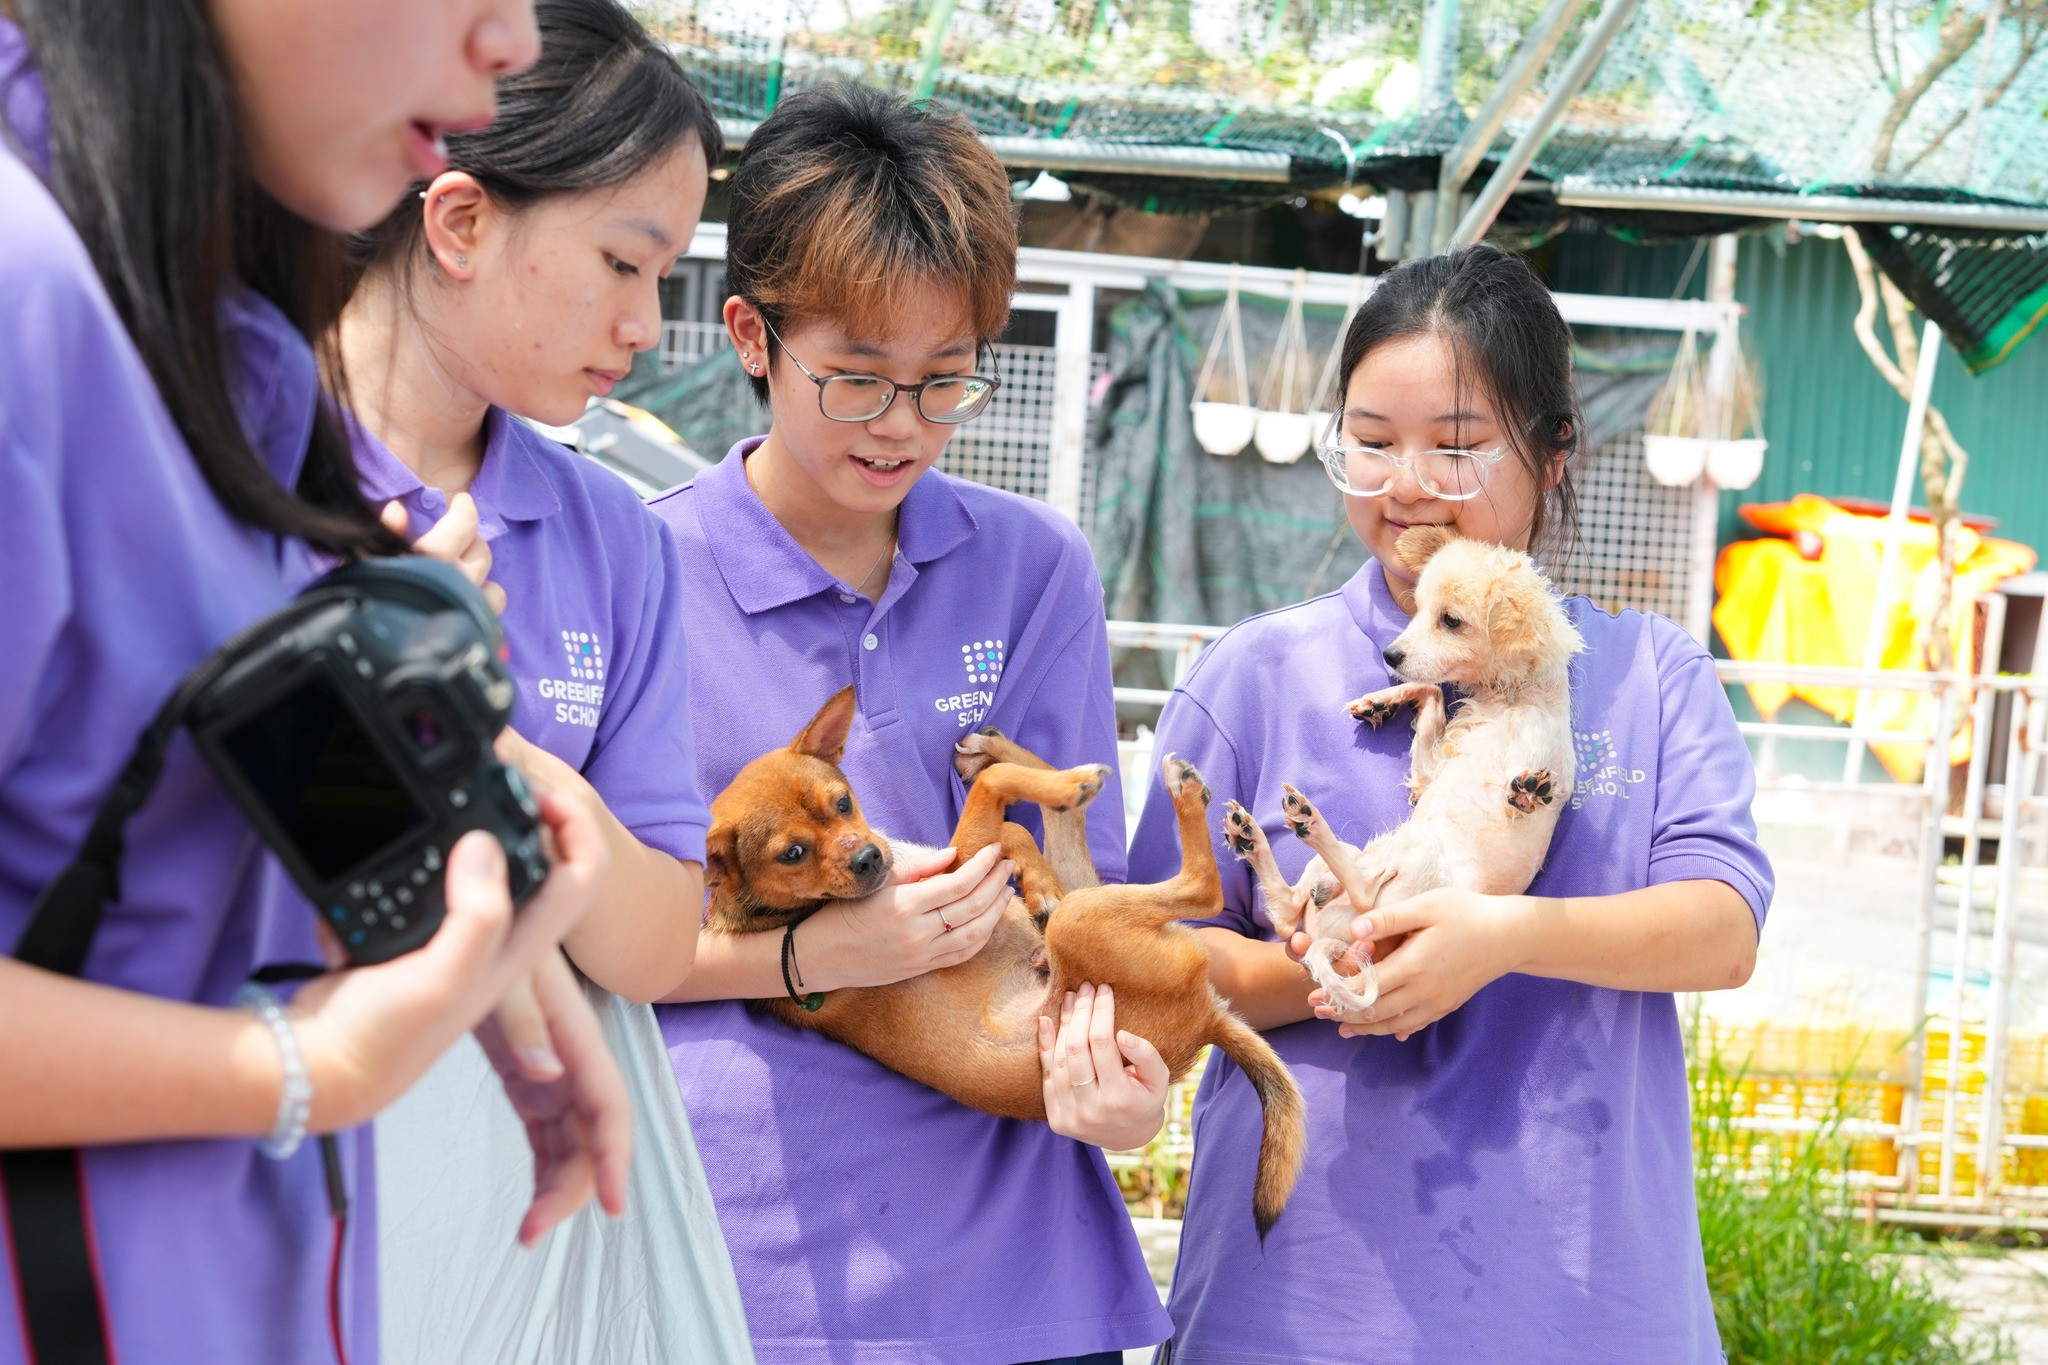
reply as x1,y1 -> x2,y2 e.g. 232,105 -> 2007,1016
1547,433 -> 1700,623
937,343 -> 1109,507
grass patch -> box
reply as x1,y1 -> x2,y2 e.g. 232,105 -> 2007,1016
1693,1022 -> 2014,1365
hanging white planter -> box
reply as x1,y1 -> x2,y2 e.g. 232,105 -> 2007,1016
1253,271 -> 1315,464
1644,434 -> 1711,486
1191,264 -> 1255,456
1706,437 -> 1767,490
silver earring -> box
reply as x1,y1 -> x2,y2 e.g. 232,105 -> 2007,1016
455,253 -> 468,269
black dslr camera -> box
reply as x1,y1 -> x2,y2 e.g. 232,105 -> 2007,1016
184,557 -> 550,964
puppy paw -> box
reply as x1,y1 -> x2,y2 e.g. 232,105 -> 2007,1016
1347,697 -> 1401,728
1280,784 -> 1325,843
1223,801 -> 1261,859
1507,769 -> 1556,815
1048,763 -> 1112,812
952,726 -> 1007,782
1163,753 -> 1212,808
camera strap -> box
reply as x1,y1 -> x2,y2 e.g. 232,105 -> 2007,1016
4,601 -> 323,1365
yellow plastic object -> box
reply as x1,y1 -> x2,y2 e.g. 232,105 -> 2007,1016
1712,495 -> 2036,782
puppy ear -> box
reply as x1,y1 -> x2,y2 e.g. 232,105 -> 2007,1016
791,685 -> 857,765
703,824 -> 737,892
1395,524 -> 1456,573
1485,577 -> 1539,661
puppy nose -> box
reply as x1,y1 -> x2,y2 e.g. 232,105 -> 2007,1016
1382,646 -> 1405,670
848,843 -> 883,879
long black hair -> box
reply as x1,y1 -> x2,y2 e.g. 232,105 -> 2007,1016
1337,244 -> 1582,561
14,0 -> 403,557
352,0 -> 721,284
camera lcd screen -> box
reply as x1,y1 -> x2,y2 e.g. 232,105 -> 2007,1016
221,668 -> 429,882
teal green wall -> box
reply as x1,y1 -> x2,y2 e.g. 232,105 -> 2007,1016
1539,230 -> 2048,559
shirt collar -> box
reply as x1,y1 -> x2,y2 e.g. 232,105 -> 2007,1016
220,282 -> 316,490
695,436 -> 981,616
350,406 -> 562,539
1342,557 -> 1412,640
0,18 -> 51,181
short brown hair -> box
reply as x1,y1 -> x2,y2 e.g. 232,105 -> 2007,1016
725,84 -> 1016,394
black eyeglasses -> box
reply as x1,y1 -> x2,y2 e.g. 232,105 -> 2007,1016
761,319 -> 1002,425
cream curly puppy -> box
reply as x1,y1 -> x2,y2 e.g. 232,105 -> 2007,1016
1225,524 -> 1583,1015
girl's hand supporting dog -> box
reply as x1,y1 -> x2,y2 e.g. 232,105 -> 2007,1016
1313,880 -> 1759,1040
800,844 -> 1015,989
1039,983 -> 1169,1151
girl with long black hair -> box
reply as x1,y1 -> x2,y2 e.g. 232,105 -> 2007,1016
0,3 -> 625,1360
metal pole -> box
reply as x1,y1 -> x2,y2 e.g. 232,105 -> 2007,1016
1844,320 -> 1943,782
911,0 -> 959,102
1937,597 -> 2007,1199
1682,235 -> 1741,646
1432,0 -> 1588,253
1378,189 -> 1412,263
1900,684 -> 1960,1199
1448,0 -> 1643,248
1977,686 -> 2029,1198
1046,282 -> 1095,526
1418,0 -> 1463,111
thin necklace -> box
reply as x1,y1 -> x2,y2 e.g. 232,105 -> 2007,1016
849,535 -> 895,596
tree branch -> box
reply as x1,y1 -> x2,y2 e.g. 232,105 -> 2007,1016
1871,7 -> 1987,176
1896,36 -> 2046,177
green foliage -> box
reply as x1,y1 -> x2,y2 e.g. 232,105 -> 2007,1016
1692,1029 -> 2014,1365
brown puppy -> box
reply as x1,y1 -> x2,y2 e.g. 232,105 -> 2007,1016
704,687 -> 1306,1234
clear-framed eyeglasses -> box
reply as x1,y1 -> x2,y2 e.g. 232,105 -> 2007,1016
1314,411 -> 1509,501
762,319 -> 1002,425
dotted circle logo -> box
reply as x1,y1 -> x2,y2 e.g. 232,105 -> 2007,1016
962,638 -> 1005,686
560,629 -> 606,682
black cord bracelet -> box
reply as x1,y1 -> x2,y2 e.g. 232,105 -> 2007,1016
780,920 -> 824,1012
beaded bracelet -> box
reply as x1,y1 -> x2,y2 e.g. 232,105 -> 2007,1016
235,981 -> 312,1160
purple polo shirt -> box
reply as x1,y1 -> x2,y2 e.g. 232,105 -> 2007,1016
0,55 -> 379,1365
352,409 -> 709,863
1127,561 -> 1772,1364
648,442 -> 1167,1364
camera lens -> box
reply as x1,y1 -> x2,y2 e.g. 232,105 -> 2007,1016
406,706 -> 444,751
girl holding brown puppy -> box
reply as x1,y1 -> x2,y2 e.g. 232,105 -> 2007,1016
651,85 -> 1173,1365
1128,245 -> 1772,1363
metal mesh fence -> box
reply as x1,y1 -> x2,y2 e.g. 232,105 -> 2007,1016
1547,433 -> 1700,623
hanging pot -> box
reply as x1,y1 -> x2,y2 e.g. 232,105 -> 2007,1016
1706,437 -> 1767,490
1194,402 -> 1260,455
1190,264 -> 1254,456
1644,434 -> 1710,486
1254,271 -> 1315,464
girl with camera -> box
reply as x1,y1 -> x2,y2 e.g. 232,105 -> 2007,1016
0,3 -> 627,1362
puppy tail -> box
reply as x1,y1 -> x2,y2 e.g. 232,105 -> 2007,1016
1209,1008 -> 1305,1240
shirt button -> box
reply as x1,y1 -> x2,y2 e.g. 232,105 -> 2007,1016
839,593 -> 858,604
862,633 -> 879,651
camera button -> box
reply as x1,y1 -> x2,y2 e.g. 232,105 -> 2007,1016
366,880 -> 383,897
348,882 -> 365,899
328,905 -> 348,922
355,659 -> 375,679
394,887 -> 413,906
450,787 -> 470,809
411,867 -> 431,887
390,915 -> 408,930
423,847 -> 443,872
377,897 -> 394,914
337,632 -> 358,656
363,909 -> 379,925
348,930 -> 366,946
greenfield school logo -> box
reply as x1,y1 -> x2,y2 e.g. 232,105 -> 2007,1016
1571,728 -> 1645,809
963,639 -> 1005,686
538,629 -> 605,729
938,638 -> 1004,729
562,630 -> 605,682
